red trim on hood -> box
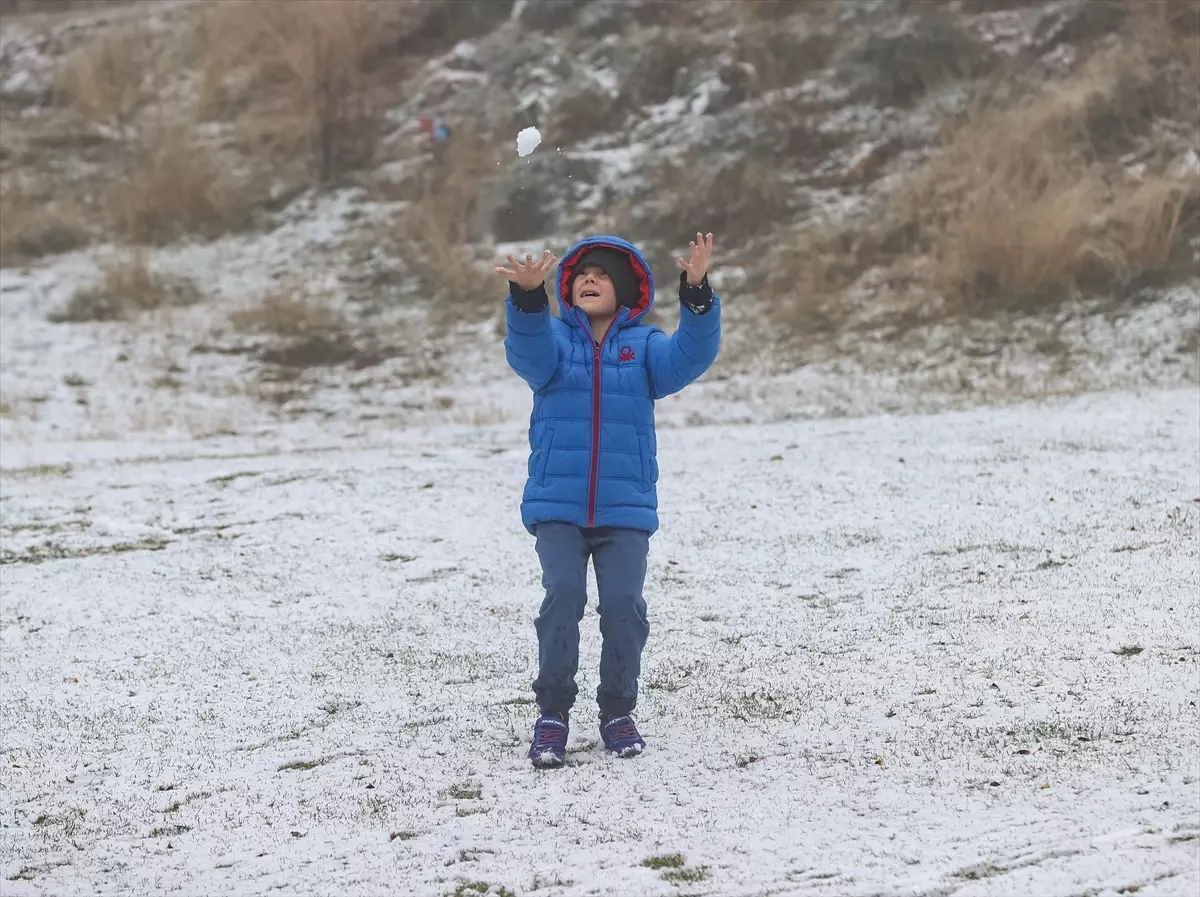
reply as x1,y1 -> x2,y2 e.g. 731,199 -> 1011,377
558,243 -> 651,318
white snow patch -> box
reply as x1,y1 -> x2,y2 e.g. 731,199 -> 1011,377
0,388 -> 1197,895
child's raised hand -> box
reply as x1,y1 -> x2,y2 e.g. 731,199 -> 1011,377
678,232 -> 714,286
495,250 -> 558,291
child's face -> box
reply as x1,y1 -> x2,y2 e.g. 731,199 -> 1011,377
572,264 -> 618,317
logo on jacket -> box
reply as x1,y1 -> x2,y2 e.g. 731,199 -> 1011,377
618,346 -> 635,363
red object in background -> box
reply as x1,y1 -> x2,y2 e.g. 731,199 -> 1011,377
418,115 -> 434,135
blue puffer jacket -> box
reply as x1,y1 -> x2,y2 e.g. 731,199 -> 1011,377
504,236 -> 722,535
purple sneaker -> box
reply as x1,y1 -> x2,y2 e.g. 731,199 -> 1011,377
529,713 -> 568,769
600,715 -> 646,758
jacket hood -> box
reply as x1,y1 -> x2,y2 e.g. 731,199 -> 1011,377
555,236 -> 655,329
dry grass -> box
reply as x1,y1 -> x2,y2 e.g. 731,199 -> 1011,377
0,0 -> 131,13
732,20 -> 837,94
899,44 -> 1191,310
53,21 -> 164,131
228,289 -> 344,339
770,35 -> 1197,332
0,172 -> 90,267
194,0 -> 403,183
50,251 -> 200,322
844,7 -> 994,107
106,124 -> 255,245
395,132 -> 499,320
638,153 -> 790,249
108,121 -> 258,245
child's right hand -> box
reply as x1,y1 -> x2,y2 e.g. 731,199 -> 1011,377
495,250 -> 558,291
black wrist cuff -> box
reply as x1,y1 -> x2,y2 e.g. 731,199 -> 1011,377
679,271 -> 713,314
510,282 -> 549,313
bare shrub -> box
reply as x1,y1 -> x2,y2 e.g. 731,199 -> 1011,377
106,124 -> 254,245
0,172 -> 89,266
51,251 -> 200,322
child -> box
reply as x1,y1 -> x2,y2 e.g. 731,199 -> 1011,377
494,233 -> 721,768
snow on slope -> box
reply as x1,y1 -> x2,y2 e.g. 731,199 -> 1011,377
1,385 -> 1197,896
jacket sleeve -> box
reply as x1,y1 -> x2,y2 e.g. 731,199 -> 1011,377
646,273 -> 721,399
504,283 -> 558,390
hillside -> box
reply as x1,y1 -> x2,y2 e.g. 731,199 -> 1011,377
0,0 -> 1197,444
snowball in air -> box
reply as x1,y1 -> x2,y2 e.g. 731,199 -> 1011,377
516,127 -> 542,157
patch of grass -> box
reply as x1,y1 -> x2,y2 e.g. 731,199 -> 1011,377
446,783 -> 482,800
4,463 -> 72,479
454,806 -> 489,818
1113,645 -> 1144,657
662,866 -> 710,883
163,791 -> 211,813
452,883 -> 514,897
718,689 -> 799,721
642,853 -> 685,870
0,537 -> 169,566
389,830 -> 418,841
0,172 -> 90,267
380,552 -> 417,563
228,288 -> 346,340
149,824 -> 190,838
51,251 -> 200,323
278,757 -> 330,772
644,663 -> 698,693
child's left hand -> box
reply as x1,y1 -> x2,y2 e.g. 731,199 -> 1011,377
678,232 -> 714,286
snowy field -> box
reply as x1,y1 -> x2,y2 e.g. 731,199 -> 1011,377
1,383 -> 1198,896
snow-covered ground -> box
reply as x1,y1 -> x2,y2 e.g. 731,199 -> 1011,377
2,384 -> 1197,896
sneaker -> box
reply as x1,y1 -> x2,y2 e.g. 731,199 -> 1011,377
529,713 -> 569,769
600,715 -> 646,758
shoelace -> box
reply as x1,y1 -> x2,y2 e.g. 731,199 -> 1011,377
604,720 -> 639,742
533,720 -> 567,752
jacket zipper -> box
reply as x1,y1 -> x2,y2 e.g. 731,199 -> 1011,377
586,335 -> 602,527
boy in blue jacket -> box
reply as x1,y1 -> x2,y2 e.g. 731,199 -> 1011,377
495,233 -> 721,768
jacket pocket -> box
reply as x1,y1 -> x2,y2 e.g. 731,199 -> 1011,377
638,431 -> 653,491
535,426 -> 555,486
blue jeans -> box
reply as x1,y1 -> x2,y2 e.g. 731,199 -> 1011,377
532,522 -> 650,719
